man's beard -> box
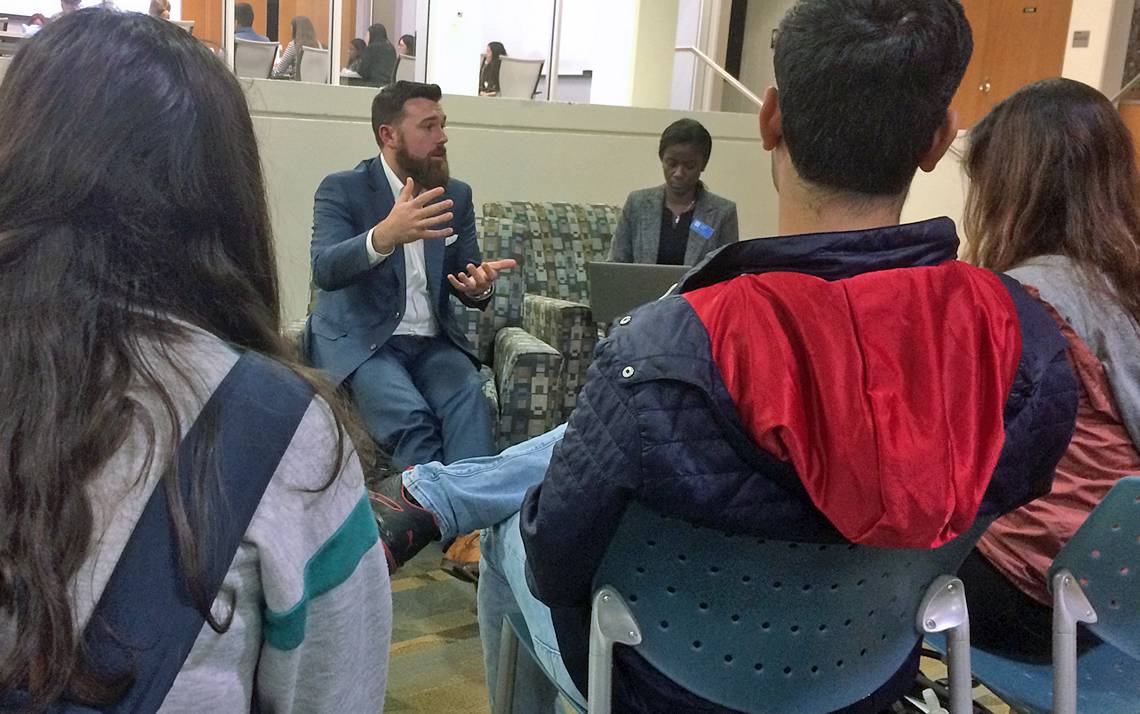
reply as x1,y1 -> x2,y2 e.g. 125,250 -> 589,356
396,141 -> 450,189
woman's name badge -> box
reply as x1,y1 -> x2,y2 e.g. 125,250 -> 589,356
691,219 -> 715,240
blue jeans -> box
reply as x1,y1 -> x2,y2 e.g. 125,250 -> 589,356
348,334 -> 493,469
404,425 -> 586,713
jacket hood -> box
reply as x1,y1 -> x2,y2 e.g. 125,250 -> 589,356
684,261 -> 1022,548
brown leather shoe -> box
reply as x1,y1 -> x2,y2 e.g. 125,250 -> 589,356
441,530 -> 481,583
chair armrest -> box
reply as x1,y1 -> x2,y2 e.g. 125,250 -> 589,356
283,318 -> 309,363
522,294 -> 599,423
492,327 -> 563,449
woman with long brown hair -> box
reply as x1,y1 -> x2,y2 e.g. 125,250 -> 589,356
272,15 -> 322,80
960,77 -> 1140,658
0,10 -> 389,710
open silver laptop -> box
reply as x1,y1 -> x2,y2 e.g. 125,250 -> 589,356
586,262 -> 689,326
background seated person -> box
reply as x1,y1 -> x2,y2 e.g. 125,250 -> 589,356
344,37 -> 367,76
0,11 -> 389,711
398,33 -> 415,57
478,41 -> 507,96
368,1 -> 1079,711
358,23 -> 397,87
609,118 -> 739,265
272,16 -> 321,80
234,2 -> 269,42
305,81 -> 513,474
958,78 -> 1140,660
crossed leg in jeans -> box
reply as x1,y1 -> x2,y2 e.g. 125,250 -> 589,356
389,425 -> 585,713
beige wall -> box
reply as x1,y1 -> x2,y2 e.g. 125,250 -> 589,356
246,79 -> 773,322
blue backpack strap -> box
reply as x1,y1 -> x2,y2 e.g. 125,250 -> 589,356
56,351 -> 313,712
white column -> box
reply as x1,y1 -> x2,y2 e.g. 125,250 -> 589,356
1062,0 -> 1134,96
330,0 -> 342,84
422,0 -> 483,95
546,0 -> 564,101
223,0 -> 235,69
590,0 -> 678,108
630,0 -> 679,109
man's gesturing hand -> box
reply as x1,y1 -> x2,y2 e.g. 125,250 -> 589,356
448,259 -> 518,298
371,178 -> 454,255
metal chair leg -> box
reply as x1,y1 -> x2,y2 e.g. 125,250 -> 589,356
918,576 -> 972,714
1051,569 -> 1097,714
493,617 -> 520,714
588,586 -> 641,714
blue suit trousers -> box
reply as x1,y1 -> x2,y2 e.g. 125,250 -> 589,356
347,334 -> 493,468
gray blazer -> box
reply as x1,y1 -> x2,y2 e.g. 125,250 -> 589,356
608,185 -> 739,265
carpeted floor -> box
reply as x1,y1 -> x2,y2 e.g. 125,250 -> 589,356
383,546 -> 1010,714
385,543 -> 489,714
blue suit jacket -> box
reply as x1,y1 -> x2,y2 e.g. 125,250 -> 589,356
305,157 -> 487,385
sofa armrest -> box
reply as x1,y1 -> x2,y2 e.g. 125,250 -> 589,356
492,327 -> 563,449
283,317 -> 309,363
522,293 -> 599,424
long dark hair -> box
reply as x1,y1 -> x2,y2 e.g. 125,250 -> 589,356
399,33 -> 415,56
349,37 -> 367,66
963,78 -> 1140,322
0,10 -> 361,709
480,41 -> 507,92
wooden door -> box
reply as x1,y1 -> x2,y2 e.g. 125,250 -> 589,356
1121,101 -> 1140,167
951,0 -> 1074,128
247,0 -> 269,38
181,0 -> 223,50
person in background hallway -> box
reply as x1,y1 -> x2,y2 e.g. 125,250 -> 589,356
22,13 -> 46,35
358,23 -> 397,87
958,78 -> 1140,661
398,33 -> 415,57
148,0 -> 170,20
0,10 -> 389,712
305,81 -> 514,578
478,41 -> 507,96
234,2 -> 269,42
609,118 -> 739,265
52,0 -> 80,20
347,37 -> 367,74
367,1 -> 1080,711
272,15 -> 321,80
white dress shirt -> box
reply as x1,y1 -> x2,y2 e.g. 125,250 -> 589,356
366,153 -> 439,337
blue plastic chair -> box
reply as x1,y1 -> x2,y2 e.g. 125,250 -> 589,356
927,476 -> 1140,714
497,502 -> 984,714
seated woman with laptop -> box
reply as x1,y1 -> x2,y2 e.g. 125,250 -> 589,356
608,118 -> 739,266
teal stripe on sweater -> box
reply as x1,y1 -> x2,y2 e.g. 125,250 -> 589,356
263,492 -> 379,650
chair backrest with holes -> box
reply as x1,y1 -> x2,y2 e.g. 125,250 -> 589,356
298,47 -> 330,83
1050,476 -> 1140,660
234,38 -> 278,79
592,502 -> 985,713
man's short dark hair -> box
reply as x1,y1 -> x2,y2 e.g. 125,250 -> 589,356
658,118 -> 712,165
234,2 -> 254,27
371,81 -> 443,145
774,0 -> 972,196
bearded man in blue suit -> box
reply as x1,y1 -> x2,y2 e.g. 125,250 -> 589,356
306,81 -> 514,472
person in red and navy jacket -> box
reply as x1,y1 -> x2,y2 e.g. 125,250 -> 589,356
367,1 -> 1079,711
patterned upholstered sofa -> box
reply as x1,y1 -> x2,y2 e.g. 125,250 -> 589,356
455,202 -> 620,437
451,217 -> 564,450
